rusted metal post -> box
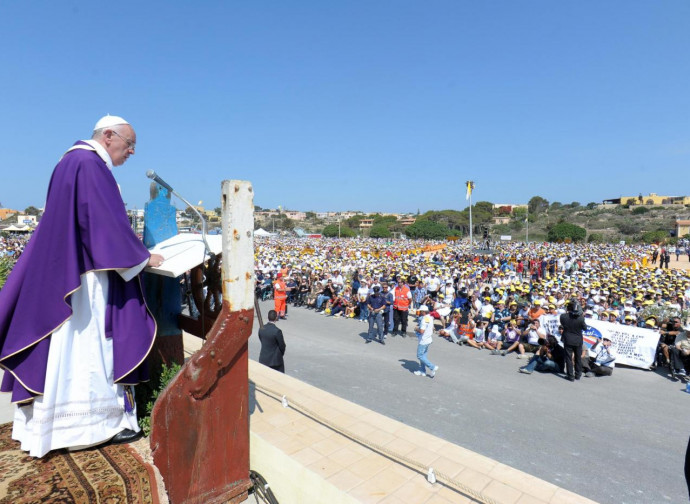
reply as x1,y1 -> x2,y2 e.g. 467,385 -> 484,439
150,181 -> 254,504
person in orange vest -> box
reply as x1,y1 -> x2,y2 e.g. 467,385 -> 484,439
393,275 -> 412,337
274,273 -> 288,319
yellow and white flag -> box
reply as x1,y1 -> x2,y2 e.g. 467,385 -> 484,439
465,181 -> 473,200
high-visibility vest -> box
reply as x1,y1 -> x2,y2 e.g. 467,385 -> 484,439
458,322 -> 474,339
274,279 -> 287,300
393,285 -> 411,310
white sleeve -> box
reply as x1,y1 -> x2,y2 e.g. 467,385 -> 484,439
116,257 -> 149,282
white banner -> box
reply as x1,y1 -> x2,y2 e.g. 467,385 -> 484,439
539,315 -> 660,369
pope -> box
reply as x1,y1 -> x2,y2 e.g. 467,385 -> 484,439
0,115 -> 164,457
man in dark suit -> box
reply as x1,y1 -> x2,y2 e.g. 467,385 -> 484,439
258,310 -> 286,373
560,299 -> 588,381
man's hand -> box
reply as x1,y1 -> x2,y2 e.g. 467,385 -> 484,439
148,253 -> 165,268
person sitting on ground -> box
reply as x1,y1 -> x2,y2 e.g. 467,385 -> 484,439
344,287 -> 357,318
526,299 -> 546,321
493,320 -> 521,356
485,319 -> 503,352
327,290 -> 348,317
519,335 -> 566,375
670,323 -> 690,377
471,319 -> 490,349
493,299 -> 511,333
315,279 -> 336,312
427,295 -> 453,327
438,310 -> 461,342
583,335 -> 617,377
439,311 -> 484,349
479,296 -> 495,320
655,317 -> 682,369
518,319 -> 546,358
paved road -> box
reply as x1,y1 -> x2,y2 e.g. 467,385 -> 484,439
249,300 -> 689,504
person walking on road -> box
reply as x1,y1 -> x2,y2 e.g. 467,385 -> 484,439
414,306 -> 438,378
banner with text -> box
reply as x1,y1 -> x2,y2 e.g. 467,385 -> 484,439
539,315 -> 660,369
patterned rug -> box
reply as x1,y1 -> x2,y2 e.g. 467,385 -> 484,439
0,422 -> 161,503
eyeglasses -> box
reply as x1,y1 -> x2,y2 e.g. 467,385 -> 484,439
111,130 -> 136,151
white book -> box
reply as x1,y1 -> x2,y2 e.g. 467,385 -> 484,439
145,232 -> 222,278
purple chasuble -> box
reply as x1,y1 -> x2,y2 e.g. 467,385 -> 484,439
0,141 -> 155,404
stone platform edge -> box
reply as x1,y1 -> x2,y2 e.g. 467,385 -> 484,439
248,360 -> 599,504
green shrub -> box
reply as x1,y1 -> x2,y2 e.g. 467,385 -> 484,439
0,257 -> 13,289
641,230 -> 669,244
136,361 -> 183,436
631,207 -> 648,215
616,222 -> 641,235
547,222 -> 586,242
587,233 -> 604,243
369,224 -> 391,238
322,224 -> 355,237
405,219 -> 451,239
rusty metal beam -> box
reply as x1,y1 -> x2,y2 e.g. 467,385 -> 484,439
151,181 -> 254,504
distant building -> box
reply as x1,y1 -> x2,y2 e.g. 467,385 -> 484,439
676,220 -> 690,238
0,208 -> 19,220
284,211 -> 306,221
15,214 -> 38,226
397,216 -> 416,227
491,204 -> 527,214
256,210 -> 280,219
337,211 -> 362,219
359,218 -> 374,229
604,193 -> 690,206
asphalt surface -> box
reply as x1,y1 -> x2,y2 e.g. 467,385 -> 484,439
249,300 -> 690,504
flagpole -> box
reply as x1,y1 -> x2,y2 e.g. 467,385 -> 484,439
526,206 -> 529,243
469,191 -> 473,248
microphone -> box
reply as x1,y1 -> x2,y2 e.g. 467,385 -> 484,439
145,170 -> 213,258
146,170 -> 174,194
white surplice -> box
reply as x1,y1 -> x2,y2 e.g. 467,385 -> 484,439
12,262 -> 147,457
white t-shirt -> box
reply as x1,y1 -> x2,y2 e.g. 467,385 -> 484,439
479,303 -> 494,319
427,277 -> 441,293
526,327 -> 545,345
417,314 -> 434,345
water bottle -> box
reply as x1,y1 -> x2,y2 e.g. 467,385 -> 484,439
686,382 -> 690,394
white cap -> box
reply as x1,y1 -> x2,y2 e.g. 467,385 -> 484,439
94,114 -> 129,131
418,305 -> 429,312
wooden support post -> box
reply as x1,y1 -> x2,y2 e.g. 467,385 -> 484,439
151,181 -> 254,504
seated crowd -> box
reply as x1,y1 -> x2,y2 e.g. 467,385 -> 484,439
254,237 -> 690,379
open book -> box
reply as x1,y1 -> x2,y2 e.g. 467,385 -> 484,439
145,233 -> 223,278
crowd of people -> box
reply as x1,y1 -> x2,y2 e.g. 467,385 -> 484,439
254,237 -> 690,379
0,233 -> 30,260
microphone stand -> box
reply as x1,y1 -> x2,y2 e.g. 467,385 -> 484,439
147,170 -> 213,258
171,190 -> 213,258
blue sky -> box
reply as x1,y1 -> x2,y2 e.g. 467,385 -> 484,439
1,1 -> 688,214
